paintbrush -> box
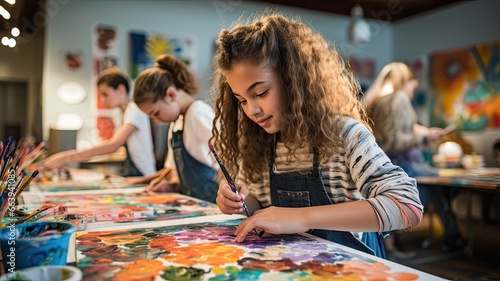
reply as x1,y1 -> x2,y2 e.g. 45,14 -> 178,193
442,123 -> 458,135
208,144 -> 252,217
209,144 -> 260,236
0,136 -> 12,162
15,170 -> 39,200
22,141 -> 45,163
0,156 -> 13,185
12,205 -> 67,225
145,167 -> 172,193
158,167 -> 172,182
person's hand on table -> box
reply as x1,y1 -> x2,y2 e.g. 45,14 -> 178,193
234,206 -> 310,243
147,177 -> 179,193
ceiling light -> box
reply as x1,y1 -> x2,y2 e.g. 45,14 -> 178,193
2,36 -> 9,46
4,0 -> 16,5
347,4 -> 371,45
0,5 -> 10,19
11,27 -> 20,37
8,38 -> 16,48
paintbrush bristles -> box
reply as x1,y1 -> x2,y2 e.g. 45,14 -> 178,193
0,136 -> 43,225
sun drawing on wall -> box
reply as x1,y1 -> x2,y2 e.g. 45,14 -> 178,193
145,34 -> 173,60
429,40 -> 500,130
129,31 -> 194,79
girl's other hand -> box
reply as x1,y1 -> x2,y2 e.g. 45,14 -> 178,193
234,207 -> 309,243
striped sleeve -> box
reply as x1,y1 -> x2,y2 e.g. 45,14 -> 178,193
342,117 -> 423,231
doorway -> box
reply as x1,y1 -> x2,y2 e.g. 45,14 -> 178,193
0,81 -> 28,142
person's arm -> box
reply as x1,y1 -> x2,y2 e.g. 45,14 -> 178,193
414,123 -> 444,144
349,120 -> 423,231
41,124 -> 136,170
125,170 -> 161,185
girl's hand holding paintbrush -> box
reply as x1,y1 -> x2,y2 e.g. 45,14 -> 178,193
147,167 -> 180,193
216,180 -> 254,215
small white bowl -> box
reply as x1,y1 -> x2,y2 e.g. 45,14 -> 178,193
0,265 -> 82,281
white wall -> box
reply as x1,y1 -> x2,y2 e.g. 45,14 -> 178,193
42,0 -> 393,144
393,0 -> 500,166
393,0 -> 500,60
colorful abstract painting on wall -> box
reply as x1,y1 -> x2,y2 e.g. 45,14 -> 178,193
129,31 -> 195,79
429,40 -> 500,130
75,219 -> 431,280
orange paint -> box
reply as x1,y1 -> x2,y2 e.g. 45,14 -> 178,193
149,234 -> 179,249
390,272 -> 419,281
113,259 -> 165,281
138,194 -> 179,204
162,242 -> 245,266
100,233 -> 143,245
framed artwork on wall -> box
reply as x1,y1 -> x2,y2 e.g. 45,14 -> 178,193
129,30 -> 196,79
428,40 -> 500,130
91,24 -> 121,141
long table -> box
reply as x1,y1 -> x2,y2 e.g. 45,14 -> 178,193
16,171 -> 447,280
416,168 -> 500,257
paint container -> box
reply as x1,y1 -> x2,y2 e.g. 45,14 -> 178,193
0,265 -> 82,281
0,221 -> 76,271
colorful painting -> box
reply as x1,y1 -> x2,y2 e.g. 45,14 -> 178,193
129,30 -> 196,79
21,192 -> 220,230
428,40 -> 500,130
92,23 -> 121,141
31,169 -> 131,192
75,219 -> 440,281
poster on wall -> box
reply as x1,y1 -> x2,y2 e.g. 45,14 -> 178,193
129,31 -> 196,79
428,40 -> 500,130
92,24 -> 121,141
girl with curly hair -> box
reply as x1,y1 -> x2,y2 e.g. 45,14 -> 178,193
211,13 -> 423,258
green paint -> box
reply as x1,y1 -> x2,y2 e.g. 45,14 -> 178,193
161,265 -> 207,281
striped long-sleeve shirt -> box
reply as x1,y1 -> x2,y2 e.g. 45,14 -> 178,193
245,116 -> 423,232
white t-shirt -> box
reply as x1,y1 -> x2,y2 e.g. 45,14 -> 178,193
164,100 -> 217,170
123,102 -> 156,176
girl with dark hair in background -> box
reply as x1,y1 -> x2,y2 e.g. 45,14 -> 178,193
41,68 -> 156,177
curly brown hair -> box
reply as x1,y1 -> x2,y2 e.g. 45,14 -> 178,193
210,13 -> 370,183
134,54 -> 199,105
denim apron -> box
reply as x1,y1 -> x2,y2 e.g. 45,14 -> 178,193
171,121 -> 218,203
269,138 -> 386,258
123,144 -> 143,177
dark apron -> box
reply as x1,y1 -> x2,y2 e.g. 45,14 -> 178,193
269,136 -> 386,258
123,143 -> 143,177
171,122 -> 218,203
